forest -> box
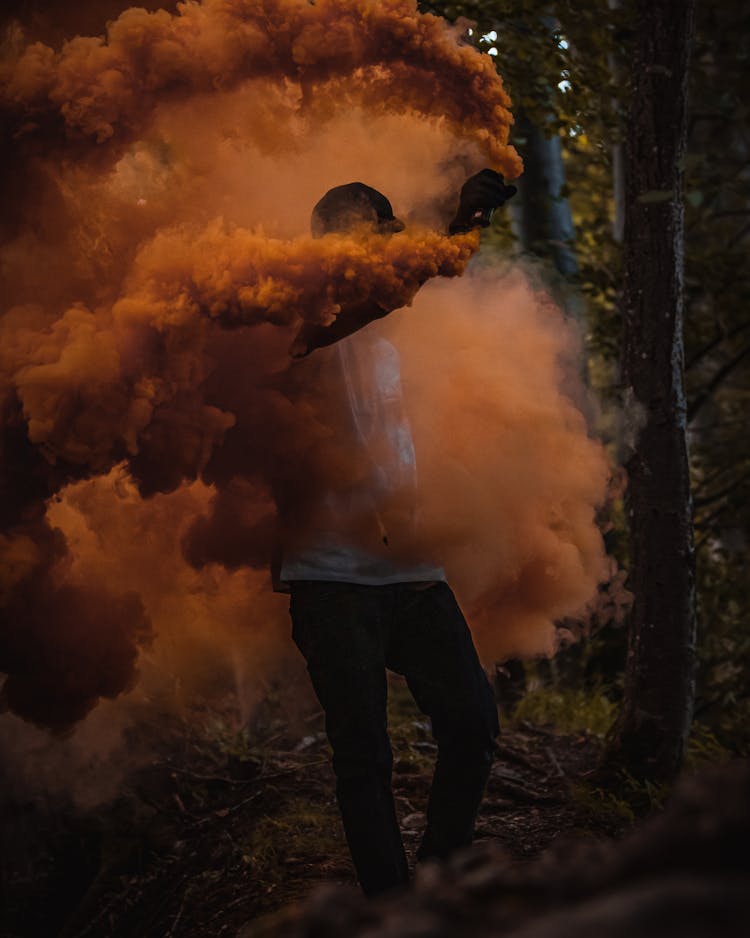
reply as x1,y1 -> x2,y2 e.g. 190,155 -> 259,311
0,0 -> 748,936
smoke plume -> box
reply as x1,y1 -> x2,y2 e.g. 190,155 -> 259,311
0,0 -> 611,739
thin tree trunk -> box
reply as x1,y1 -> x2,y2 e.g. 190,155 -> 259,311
605,0 -> 696,783
514,110 -> 579,278
508,15 -> 579,281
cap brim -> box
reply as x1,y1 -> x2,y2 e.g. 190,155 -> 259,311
378,217 -> 405,233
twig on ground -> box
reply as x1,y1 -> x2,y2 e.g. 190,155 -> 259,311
492,779 -> 564,805
495,742 -> 540,773
194,791 -> 264,826
544,746 -> 566,779
169,768 -> 259,786
166,900 -> 184,936
257,759 -> 330,781
517,721 -> 556,737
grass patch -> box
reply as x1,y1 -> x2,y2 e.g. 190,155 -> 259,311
511,687 -> 617,737
573,765 -> 671,826
386,674 -> 435,772
241,797 -> 346,904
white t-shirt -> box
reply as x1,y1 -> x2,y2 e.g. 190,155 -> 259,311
279,326 -> 444,586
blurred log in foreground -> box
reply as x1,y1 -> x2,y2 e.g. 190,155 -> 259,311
260,759 -> 750,938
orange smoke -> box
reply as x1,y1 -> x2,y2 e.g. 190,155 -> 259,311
0,0 -> 611,738
384,273 -> 613,658
1,0 -> 520,175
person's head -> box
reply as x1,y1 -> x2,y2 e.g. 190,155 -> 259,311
311,182 -> 405,238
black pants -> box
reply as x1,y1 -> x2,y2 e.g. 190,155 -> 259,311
289,580 -> 499,897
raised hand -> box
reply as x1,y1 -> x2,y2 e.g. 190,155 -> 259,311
448,168 -> 517,234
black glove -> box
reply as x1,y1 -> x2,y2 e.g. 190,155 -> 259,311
448,168 -> 517,234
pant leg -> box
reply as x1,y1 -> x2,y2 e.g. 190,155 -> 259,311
387,582 -> 499,861
289,581 -> 408,896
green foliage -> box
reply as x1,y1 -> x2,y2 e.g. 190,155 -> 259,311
511,686 -> 617,736
693,546 -> 750,756
685,3 -> 750,752
578,724 -> 729,824
574,767 -> 670,823
685,722 -> 732,768
572,779 -> 636,825
566,140 -> 622,364
419,0 -> 626,136
685,1 -> 750,560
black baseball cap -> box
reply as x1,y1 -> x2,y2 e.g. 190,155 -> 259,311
311,182 -> 405,237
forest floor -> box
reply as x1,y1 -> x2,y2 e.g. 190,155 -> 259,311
1,676 -> 638,938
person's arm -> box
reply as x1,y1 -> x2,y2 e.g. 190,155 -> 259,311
290,170 -> 517,358
290,299 -> 390,359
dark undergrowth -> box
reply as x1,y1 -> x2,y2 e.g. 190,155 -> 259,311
1,674 -> 720,938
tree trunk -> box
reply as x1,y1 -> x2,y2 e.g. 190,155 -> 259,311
608,0 -> 625,244
513,111 -> 579,279
606,0 -> 696,783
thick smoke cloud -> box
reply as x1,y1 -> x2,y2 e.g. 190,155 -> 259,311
1,0 -> 520,174
0,0 -> 611,738
385,273 -> 614,658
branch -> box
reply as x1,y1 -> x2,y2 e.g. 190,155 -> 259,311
685,267 -> 750,324
688,344 -> 750,423
728,221 -> 750,250
686,319 -> 750,371
693,505 -> 731,551
693,469 -> 750,509
693,464 -> 736,493
688,111 -> 732,127
700,416 -> 750,430
686,166 -> 750,235
708,210 -> 750,219
693,692 -> 750,720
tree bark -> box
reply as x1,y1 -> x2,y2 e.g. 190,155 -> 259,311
605,0 -> 696,783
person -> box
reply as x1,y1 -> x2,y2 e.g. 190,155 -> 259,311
279,170 -> 516,897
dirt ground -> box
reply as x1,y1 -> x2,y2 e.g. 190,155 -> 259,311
0,676 -> 632,938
